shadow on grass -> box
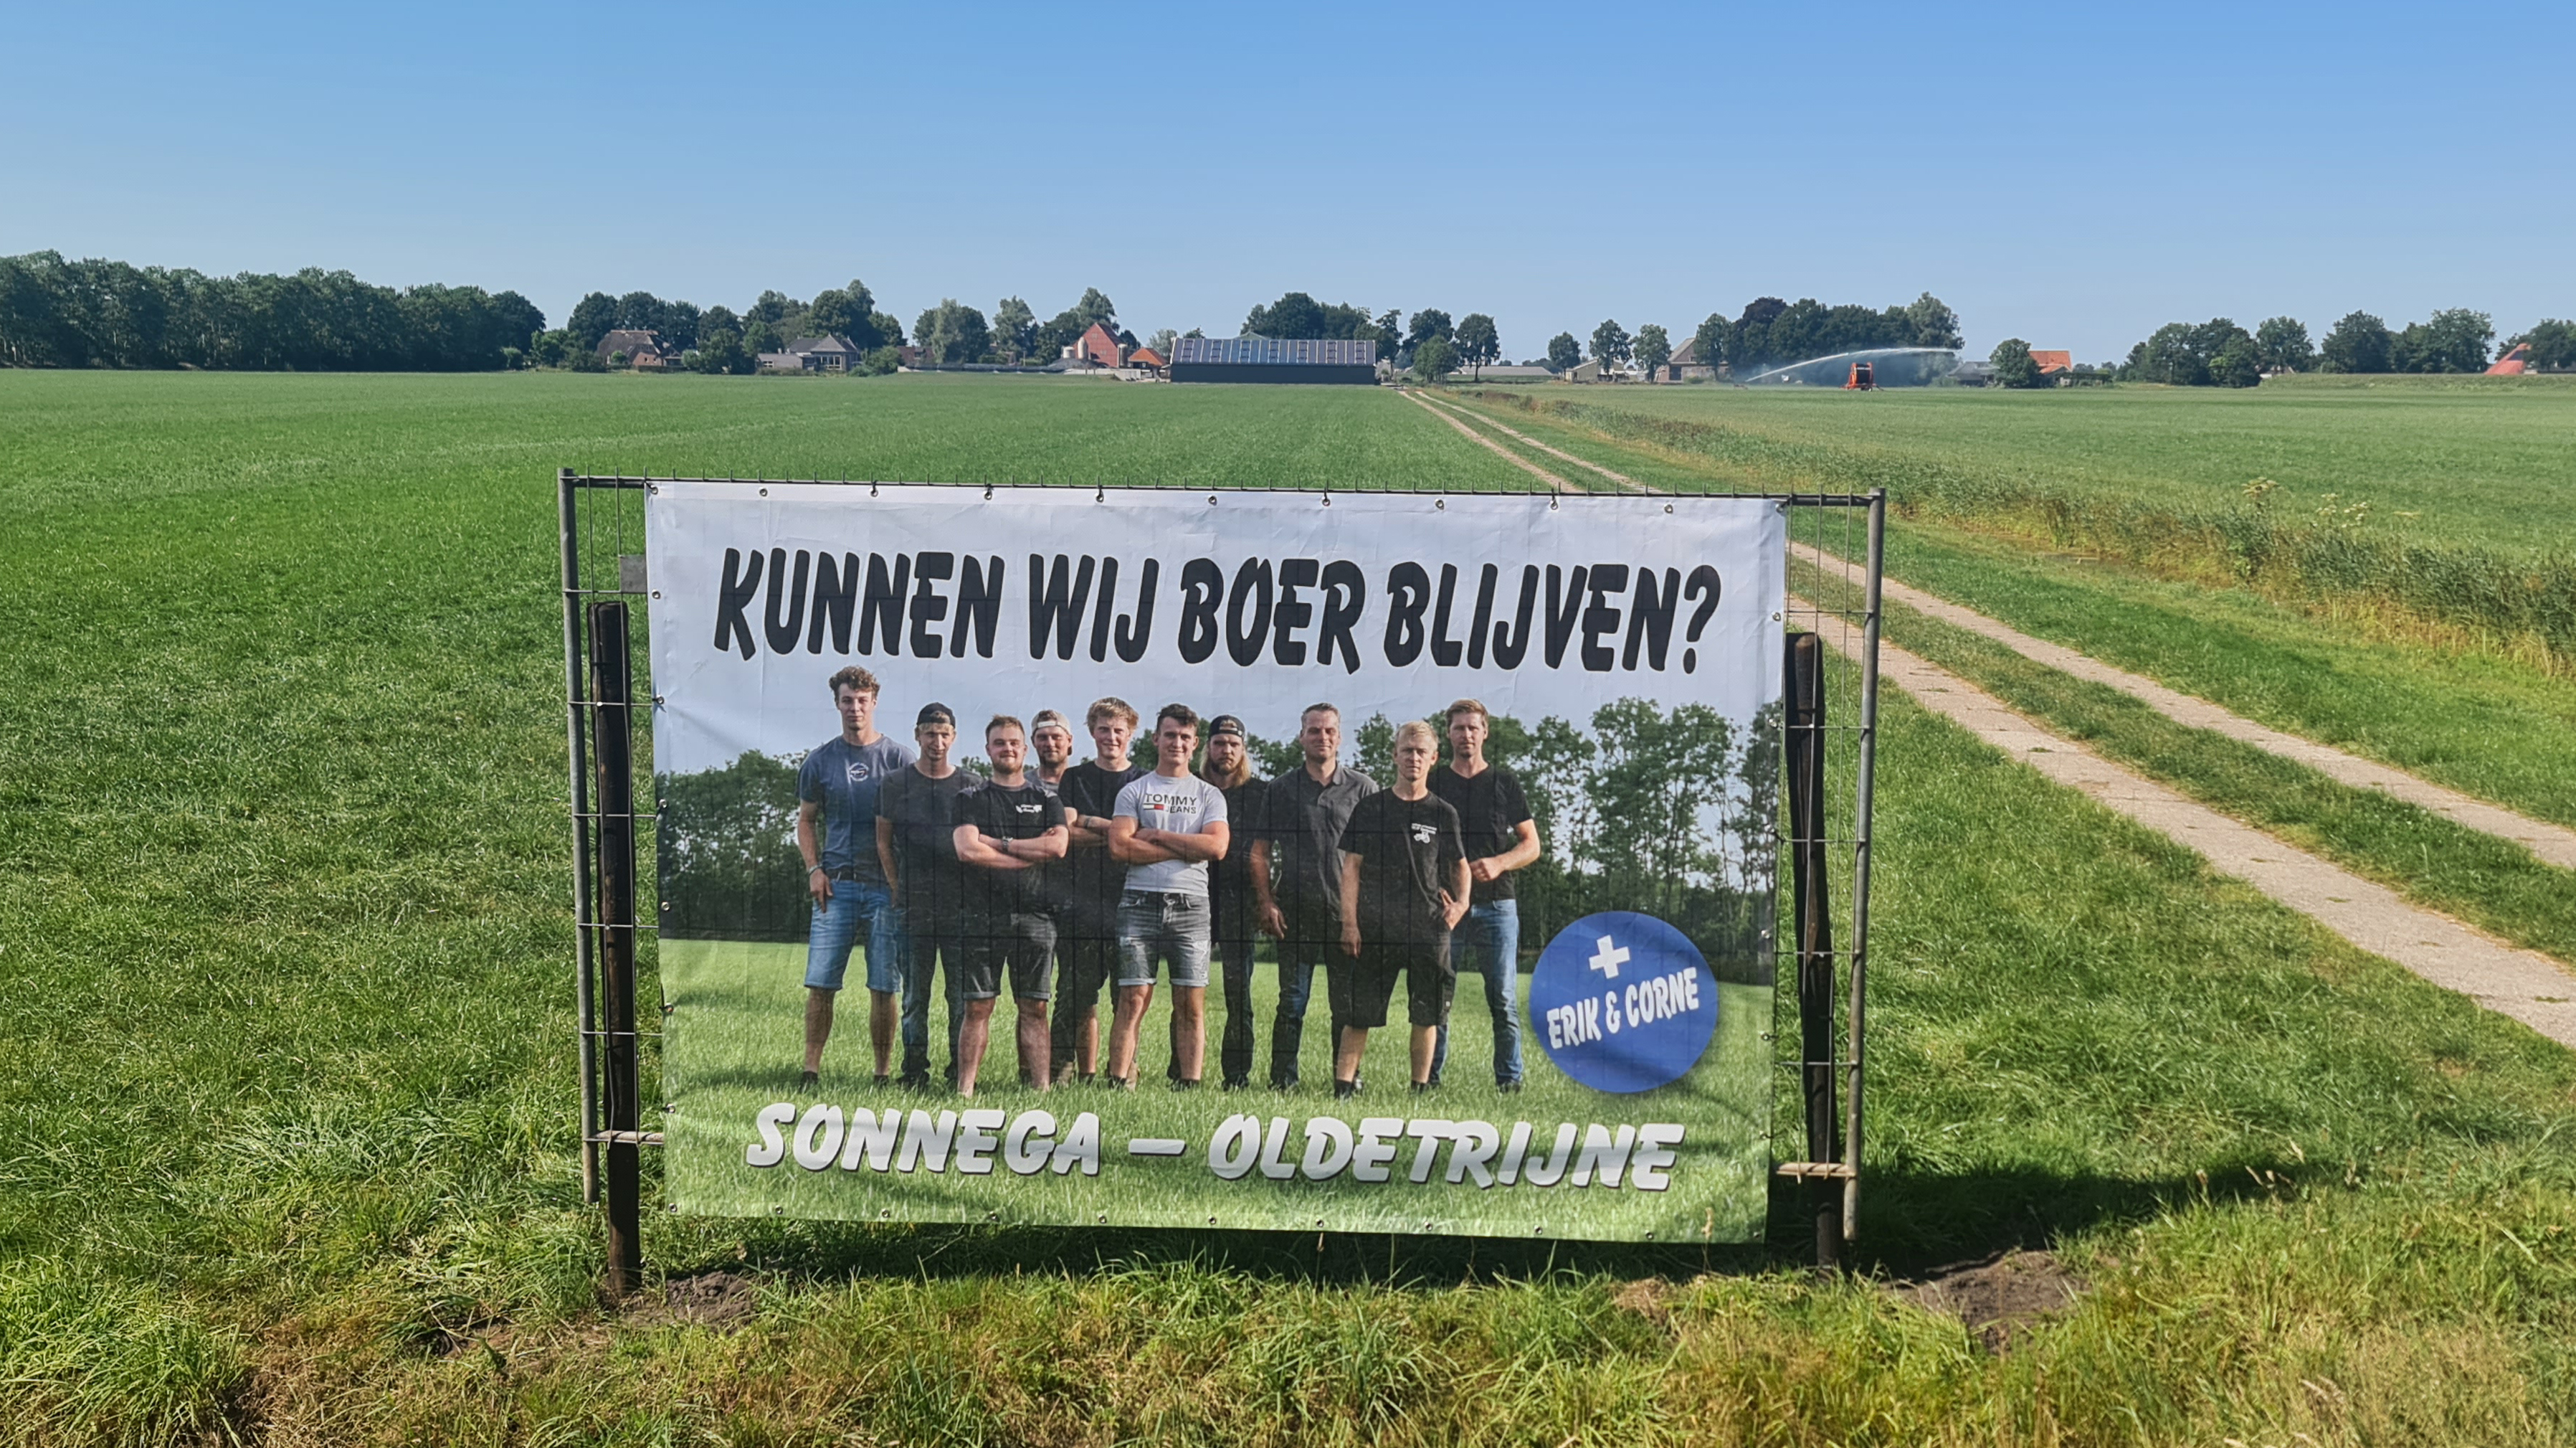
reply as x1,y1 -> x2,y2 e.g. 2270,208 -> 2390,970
664,1159 -> 2294,1291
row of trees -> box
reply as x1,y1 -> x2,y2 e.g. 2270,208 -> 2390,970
1531,295 -> 1964,380
0,251 -> 544,371
2117,310 -> 2570,387
1234,293 -> 1504,377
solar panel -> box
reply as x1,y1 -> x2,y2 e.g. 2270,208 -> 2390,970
1171,336 -> 1377,366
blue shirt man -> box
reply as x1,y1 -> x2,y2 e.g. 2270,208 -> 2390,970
795,666 -> 914,1090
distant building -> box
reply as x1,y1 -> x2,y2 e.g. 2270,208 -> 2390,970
1468,364 -> 1554,380
1169,336 -> 1379,385
597,328 -> 675,369
1126,345 -> 1168,373
786,336 -> 862,372
2029,349 -> 2073,376
1067,322 -> 1128,369
2486,344 -> 2531,377
1567,358 -> 1635,383
1657,337 -> 1719,382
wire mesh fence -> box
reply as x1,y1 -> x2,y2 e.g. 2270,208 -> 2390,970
559,472 -> 1881,1259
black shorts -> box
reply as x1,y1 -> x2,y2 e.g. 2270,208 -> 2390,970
1329,934 -> 1453,1031
961,912 -> 1058,1001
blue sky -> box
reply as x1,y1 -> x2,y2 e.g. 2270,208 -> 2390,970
4,2 -> 2565,362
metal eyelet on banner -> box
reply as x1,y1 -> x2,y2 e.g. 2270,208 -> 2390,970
870,482 -> 879,498
1207,495 -> 1217,506
983,484 -> 993,501
1665,503 -> 1676,514
758,487 -> 769,497
1095,486 -> 1105,503
1435,498 -> 1445,511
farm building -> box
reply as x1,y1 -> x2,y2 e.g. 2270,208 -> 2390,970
1656,336 -> 1719,382
2029,349 -> 2073,377
1066,322 -> 1131,369
597,328 -> 676,369
759,335 -> 865,373
1126,345 -> 1167,373
1169,336 -> 1378,384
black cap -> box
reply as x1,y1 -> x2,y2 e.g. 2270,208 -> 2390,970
1209,714 -> 1245,739
916,702 -> 956,727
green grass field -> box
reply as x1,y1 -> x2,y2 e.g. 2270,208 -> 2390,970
659,940 -> 1771,1241
1506,374 -> 2576,556
4,370 -> 2572,1444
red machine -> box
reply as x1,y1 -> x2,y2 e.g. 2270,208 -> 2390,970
1844,360 -> 1876,390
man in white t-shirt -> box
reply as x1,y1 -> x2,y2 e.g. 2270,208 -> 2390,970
1104,704 -> 1230,1088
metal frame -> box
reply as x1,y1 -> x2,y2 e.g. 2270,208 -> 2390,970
558,472 -> 1883,1279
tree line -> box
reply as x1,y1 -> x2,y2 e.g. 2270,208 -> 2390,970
1521,294 -> 1963,381
0,251 -> 543,371
2110,310 -> 2571,387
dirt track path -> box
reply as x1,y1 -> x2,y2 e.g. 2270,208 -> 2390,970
1407,388 -> 2576,1046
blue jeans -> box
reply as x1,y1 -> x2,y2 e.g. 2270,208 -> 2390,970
1271,906 -> 1346,1088
804,878 -> 901,993
1430,901 -> 1523,1086
1116,891 -> 1212,988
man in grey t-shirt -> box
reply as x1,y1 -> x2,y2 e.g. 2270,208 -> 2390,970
794,666 -> 915,1090
1104,704 -> 1230,1087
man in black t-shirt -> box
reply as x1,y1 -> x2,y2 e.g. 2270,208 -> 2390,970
1334,721 -> 1468,1097
875,704 -> 976,1087
951,716 -> 1069,1097
1048,697 -> 1145,1084
1250,703 -> 1375,1089
1426,697 -> 1543,1090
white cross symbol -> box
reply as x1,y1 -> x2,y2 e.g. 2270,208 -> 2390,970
1588,934 -> 1630,980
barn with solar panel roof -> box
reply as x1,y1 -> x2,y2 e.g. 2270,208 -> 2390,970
1169,335 -> 1381,384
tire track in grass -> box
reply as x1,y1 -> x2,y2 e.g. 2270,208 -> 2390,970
1416,387 -> 2576,1045
1426,389 -> 2576,872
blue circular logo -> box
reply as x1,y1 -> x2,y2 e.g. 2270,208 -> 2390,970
1530,912 -> 1719,1094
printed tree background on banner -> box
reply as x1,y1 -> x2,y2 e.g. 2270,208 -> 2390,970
662,699 -> 1780,982
659,750 -> 808,942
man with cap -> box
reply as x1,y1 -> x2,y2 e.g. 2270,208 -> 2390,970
874,702 -> 976,1087
1202,713 -> 1268,1089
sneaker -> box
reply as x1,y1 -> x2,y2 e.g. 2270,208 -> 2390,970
873,1072 -> 890,1089
1222,1076 -> 1250,1092
1332,1079 -> 1358,1099
1172,1077 -> 1202,1091
797,1070 -> 819,1092
1409,1082 -> 1432,1096
1496,1079 -> 1524,1094
896,1071 -> 932,1092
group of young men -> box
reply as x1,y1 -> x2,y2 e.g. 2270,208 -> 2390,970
794,666 -> 1542,1100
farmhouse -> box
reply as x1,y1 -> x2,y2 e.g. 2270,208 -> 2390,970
1169,336 -> 1378,385
2029,349 -> 2073,377
1068,321 -> 1128,369
597,328 -> 675,369
758,334 -> 865,374
1656,336 -> 1718,382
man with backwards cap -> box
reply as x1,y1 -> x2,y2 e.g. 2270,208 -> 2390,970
1202,714 -> 1269,1089
874,702 -> 976,1088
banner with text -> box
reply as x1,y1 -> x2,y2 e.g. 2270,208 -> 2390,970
647,483 -> 1785,1241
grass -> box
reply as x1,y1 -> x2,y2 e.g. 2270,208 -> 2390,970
659,940 -> 1771,1241
3,369 -> 2573,1444
1460,378 -> 2576,661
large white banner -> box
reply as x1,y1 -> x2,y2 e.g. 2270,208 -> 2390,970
642,483 -> 1789,1242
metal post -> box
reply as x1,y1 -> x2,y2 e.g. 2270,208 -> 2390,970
1784,631 -> 1838,1269
1842,490 -> 1887,1242
559,471 -> 599,1205
589,599 -> 645,1295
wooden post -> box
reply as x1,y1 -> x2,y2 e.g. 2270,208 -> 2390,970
589,600 -> 644,1295
1784,630 -> 1839,1269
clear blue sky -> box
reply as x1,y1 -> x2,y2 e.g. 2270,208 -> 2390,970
5,2 -> 2565,363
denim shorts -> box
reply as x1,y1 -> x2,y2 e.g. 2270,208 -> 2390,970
1115,889 -> 1211,989
805,877 -> 902,993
